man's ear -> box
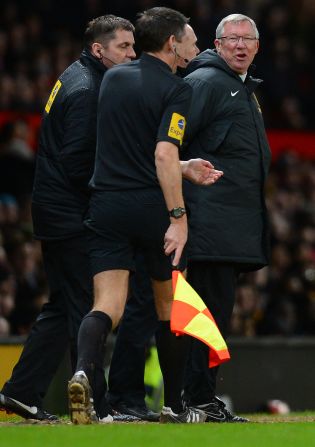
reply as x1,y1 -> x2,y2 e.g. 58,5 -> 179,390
214,38 -> 221,53
167,34 -> 176,53
91,42 -> 103,59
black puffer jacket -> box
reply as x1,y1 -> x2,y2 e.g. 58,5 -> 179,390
32,49 -> 107,240
183,49 -> 271,271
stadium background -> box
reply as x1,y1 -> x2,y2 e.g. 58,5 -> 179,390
0,0 -> 314,413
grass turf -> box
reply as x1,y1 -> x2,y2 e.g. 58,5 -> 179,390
1,414 -> 315,447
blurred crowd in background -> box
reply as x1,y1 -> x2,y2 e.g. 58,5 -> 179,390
0,0 -> 314,338
1,0 -> 315,128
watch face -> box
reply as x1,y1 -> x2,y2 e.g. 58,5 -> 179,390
170,207 -> 186,218
173,209 -> 183,218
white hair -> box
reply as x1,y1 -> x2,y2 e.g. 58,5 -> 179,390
216,14 -> 259,39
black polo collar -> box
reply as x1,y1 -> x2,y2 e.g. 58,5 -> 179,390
140,52 -> 172,73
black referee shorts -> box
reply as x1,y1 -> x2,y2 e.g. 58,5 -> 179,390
85,188 -> 186,281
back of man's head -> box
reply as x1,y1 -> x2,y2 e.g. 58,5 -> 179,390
84,15 -> 134,49
135,7 -> 189,53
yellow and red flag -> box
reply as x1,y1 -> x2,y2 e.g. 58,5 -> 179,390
171,270 -> 230,368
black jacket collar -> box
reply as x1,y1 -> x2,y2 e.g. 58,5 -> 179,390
186,49 -> 262,91
140,52 -> 172,73
80,48 -> 108,75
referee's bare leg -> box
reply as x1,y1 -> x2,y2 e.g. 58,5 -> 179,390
68,269 -> 129,424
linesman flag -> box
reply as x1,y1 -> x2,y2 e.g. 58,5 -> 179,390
171,270 -> 230,368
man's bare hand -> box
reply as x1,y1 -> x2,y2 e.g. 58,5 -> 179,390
164,218 -> 188,267
181,158 -> 223,185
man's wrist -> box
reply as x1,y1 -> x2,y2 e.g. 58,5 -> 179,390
180,161 -> 188,179
168,207 -> 186,219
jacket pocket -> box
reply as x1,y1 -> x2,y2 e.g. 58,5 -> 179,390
197,120 -> 233,154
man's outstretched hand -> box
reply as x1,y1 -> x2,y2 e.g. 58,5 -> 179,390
181,158 -> 223,185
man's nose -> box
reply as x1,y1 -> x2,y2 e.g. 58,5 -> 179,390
236,37 -> 246,48
129,48 -> 136,59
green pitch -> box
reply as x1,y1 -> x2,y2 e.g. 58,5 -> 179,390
1,414 -> 315,447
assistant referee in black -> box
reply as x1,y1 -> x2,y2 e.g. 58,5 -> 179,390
67,7 -> 220,425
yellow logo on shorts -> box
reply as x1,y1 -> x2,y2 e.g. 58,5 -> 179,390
168,113 -> 186,144
45,80 -> 62,113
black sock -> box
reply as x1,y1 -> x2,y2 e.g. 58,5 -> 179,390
155,320 -> 191,414
76,310 -> 112,417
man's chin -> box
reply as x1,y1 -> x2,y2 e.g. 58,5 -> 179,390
232,62 -> 250,74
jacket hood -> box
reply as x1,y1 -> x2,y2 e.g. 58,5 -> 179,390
185,49 -> 238,77
185,48 -> 262,90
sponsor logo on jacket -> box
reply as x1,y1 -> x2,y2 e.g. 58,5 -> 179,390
45,80 -> 62,113
168,113 -> 186,144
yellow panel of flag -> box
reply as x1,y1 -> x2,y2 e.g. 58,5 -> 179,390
171,270 -> 230,368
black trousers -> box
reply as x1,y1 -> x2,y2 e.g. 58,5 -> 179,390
2,235 -> 93,407
183,262 -> 238,405
108,260 -> 238,407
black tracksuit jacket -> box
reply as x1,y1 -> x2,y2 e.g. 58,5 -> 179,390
183,49 -> 271,271
32,49 -> 107,240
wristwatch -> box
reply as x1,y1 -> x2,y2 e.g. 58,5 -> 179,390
168,207 -> 186,219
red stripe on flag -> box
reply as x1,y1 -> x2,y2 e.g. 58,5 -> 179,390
170,300 -> 200,333
172,270 -> 179,290
202,308 -> 215,324
209,349 -> 231,368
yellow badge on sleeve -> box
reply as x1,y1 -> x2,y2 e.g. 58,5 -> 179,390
168,113 -> 186,144
45,80 -> 62,113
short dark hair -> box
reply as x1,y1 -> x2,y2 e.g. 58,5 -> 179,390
84,15 -> 134,49
135,7 -> 189,52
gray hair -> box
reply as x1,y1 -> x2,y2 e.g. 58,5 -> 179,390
216,14 -> 259,39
